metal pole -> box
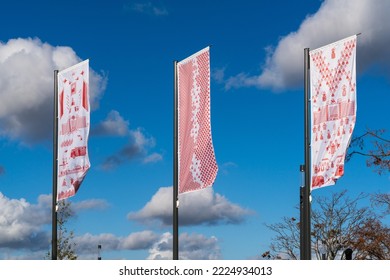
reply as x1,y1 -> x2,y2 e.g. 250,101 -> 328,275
173,61 -> 179,260
299,181 -> 304,258
52,70 -> 59,260
98,244 -> 102,260
300,48 -> 311,260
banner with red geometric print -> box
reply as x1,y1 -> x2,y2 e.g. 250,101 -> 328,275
57,60 -> 90,200
310,35 -> 357,190
177,47 -> 218,194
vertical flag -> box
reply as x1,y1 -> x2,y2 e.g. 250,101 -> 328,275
57,60 -> 91,200
177,47 -> 218,194
310,35 -> 357,190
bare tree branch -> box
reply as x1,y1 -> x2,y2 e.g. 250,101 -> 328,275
263,191 -> 389,260
347,129 -> 389,174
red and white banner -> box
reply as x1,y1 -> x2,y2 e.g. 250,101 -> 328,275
57,60 -> 90,200
177,47 -> 218,194
310,35 -> 357,190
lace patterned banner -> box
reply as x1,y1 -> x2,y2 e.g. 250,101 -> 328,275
177,47 -> 218,194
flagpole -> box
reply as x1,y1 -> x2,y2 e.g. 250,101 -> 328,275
52,70 -> 59,260
173,60 -> 179,260
300,48 -> 311,260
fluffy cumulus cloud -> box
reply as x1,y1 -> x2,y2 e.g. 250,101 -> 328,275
91,110 -> 130,137
0,192 -> 222,259
0,192 -> 109,258
74,231 -> 159,259
226,0 -> 390,91
0,193 -> 51,250
0,37 -> 107,144
70,199 -> 109,213
96,111 -> 163,169
75,231 -> 220,260
128,187 -> 253,226
147,232 -> 221,260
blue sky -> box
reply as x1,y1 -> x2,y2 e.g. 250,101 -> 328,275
0,0 -> 389,260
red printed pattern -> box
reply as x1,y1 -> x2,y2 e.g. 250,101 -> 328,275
177,48 -> 218,194
310,36 -> 357,190
57,60 -> 90,201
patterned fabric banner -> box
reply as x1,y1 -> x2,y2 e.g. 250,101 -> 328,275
57,60 -> 90,200
177,47 -> 218,194
310,35 -> 357,190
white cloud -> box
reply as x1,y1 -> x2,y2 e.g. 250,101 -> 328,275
91,110 -> 130,137
100,124 -> 163,170
71,199 -> 109,213
128,186 -> 253,226
120,231 -> 159,250
0,192 -> 110,258
0,192 -> 50,250
126,2 -> 168,16
92,110 -> 163,169
220,161 -> 238,175
227,0 -> 390,91
143,152 -> 163,164
0,191 -> 223,259
76,231 -> 221,260
74,231 -> 159,258
0,37 -> 107,144
147,232 -> 221,260
212,67 -> 227,84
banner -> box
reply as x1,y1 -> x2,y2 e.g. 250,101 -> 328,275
310,35 -> 357,190
177,47 -> 218,194
57,60 -> 90,200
